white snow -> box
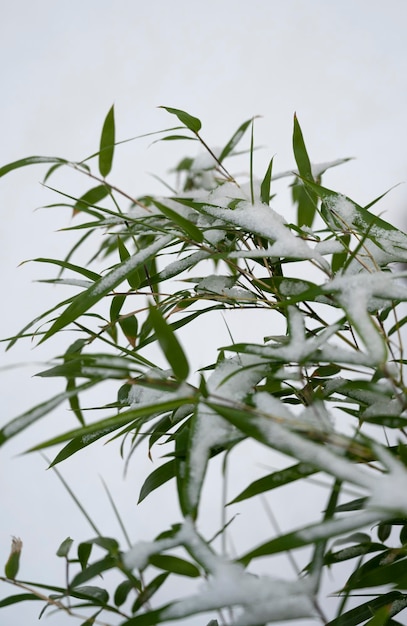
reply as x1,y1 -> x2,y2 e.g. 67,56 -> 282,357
124,519 -> 317,624
367,446 -> 407,516
92,235 -> 173,296
323,270 -> 407,363
195,275 -> 255,300
187,355 -> 266,510
123,536 -> 180,571
324,194 -> 357,227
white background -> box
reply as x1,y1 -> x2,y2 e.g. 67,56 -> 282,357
1,1 -> 406,624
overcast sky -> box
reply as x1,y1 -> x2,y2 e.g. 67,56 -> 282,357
1,2 -> 406,624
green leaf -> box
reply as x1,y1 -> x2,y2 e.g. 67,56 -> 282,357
73,185 -> 110,215
218,119 -> 252,162
0,593 -> 40,608
159,106 -> 202,133
114,579 -> 134,606
48,427 -> 116,466
29,258 -> 101,282
110,294 -> 126,321
151,200 -> 203,243
175,423 -> 191,517
304,177 -> 407,259
56,536 -> 74,557
260,156 -> 274,205
0,379 -> 98,446
78,543 -> 92,570
117,238 -> 141,289
326,592 -> 404,626
119,316 -> 139,347
148,304 -> 189,380
148,554 -> 200,577
292,115 -> 318,227
364,606 -> 391,626
138,460 -> 176,503
324,542 -> 386,566
70,556 -> 117,587
124,606 -> 171,626
27,395 -> 196,452
158,134 -> 197,142
346,553 -> 407,590
292,178 -> 318,228
99,105 -> 115,177
40,234 -> 172,343
332,234 -> 350,273
131,572 -> 169,612
228,462 -> 316,504
292,114 -> 314,181
70,585 -> 109,605
0,156 -> 68,179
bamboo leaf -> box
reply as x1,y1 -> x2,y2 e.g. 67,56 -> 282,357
131,572 -> 169,612
0,594 -> 40,608
260,156 -> 274,205
40,235 -> 172,343
148,304 -> 189,380
159,107 -> 202,133
218,119 -> 252,162
30,257 -> 101,282
326,592 -> 404,626
151,200 -> 203,243
27,395 -> 196,452
0,156 -> 68,178
228,462 -> 316,504
0,380 -> 98,446
73,184 -> 110,215
70,585 -> 109,605
149,554 -> 200,578
99,105 -> 115,177
70,556 -> 117,587
293,114 -> 314,181
138,460 -> 176,503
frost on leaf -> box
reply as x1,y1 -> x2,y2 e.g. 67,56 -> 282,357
324,193 -> 407,267
323,270 -> 407,364
186,356 -> 266,512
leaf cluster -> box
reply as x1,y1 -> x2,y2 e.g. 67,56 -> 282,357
1,106 -> 407,625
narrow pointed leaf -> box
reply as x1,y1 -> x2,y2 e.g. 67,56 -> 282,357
138,460 -> 176,503
0,380 -> 98,446
132,573 -> 169,612
73,184 -> 110,215
260,156 -> 274,205
27,395 -> 196,452
152,200 -> 203,242
148,304 -> 189,380
0,156 -> 68,179
70,585 -> 109,605
228,462 -> 316,504
326,592 -> 404,626
159,107 -> 201,133
119,316 -> 138,347
148,554 -> 200,578
118,238 -> 141,289
0,594 -> 40,608
293,114 -> 314,181
40,235 -> 172,343
70,556 -> 117,587
99,105 -> 115,177
219,119 -> 252,162
30,257 -> 101,282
